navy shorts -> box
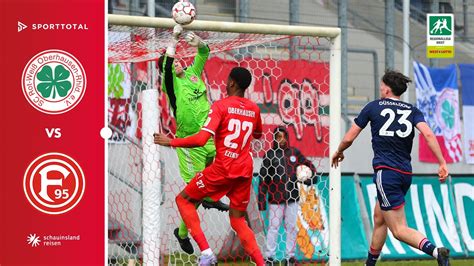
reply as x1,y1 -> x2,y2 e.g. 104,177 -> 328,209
373,168 -> 412,211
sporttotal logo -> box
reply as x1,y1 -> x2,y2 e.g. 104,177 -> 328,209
23,153 -> 85,215
21,50 -> 86,114
18,21 -> 27,32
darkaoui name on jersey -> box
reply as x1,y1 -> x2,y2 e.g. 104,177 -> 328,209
31,23 -> 88,30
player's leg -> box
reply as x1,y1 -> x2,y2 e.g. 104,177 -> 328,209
227,177 -> 265,266
176,172 -> 224,264
376,169 -> 450,265
176,146 -> 212,239
265,203 -> 284,263
174,146 -> 226,253
177,170 -> 229,265
175,174 -> 208,252
382,206 -> 428,247
200,139 -> 229,211
382,206 -> 450,265
189,143 -> 229,212
284,202 -> 298,265
176,147 -> 197,184
175,190 -> 206,251
365,201 -> 387,266
175,147 -> 197,253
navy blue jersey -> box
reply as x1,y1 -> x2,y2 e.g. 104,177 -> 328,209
354,98 -> 426,172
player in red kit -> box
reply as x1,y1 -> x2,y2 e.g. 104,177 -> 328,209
154,67 -> 264,266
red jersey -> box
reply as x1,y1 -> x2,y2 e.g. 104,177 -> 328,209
201,96 -> 262,179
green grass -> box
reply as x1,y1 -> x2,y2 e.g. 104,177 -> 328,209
222,259 -> 473,265
215,259 -> 474,265
342,259 -> 474,266
161,254 -> 474,265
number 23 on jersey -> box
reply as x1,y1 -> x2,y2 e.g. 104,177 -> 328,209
379,108 -> 413,138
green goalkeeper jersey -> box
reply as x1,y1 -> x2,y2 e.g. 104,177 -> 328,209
161,45 -> 211,138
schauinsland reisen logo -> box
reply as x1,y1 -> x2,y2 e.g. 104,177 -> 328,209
22,50 -> 86,114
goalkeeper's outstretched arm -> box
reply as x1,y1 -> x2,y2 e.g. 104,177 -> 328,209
157,24 -> 184,114
184,32 -> 210,76
166,24 -> 183,57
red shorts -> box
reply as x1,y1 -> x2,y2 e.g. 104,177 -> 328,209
184,169 -> 252,211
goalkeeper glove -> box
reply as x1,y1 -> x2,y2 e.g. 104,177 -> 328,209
166,24 -> 183,56
172,24 -> 183,40
184,31 -> 206,48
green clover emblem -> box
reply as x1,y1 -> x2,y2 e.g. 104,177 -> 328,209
441,100 -> 455,129
37,65 -> 71,99
108,64 -> 124,98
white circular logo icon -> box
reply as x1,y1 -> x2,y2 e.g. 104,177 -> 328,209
23,153 -> 85,215
22,49 -> 86,114
290,155 -> 297,163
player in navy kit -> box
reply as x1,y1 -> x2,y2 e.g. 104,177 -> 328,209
331,70 -> 450,266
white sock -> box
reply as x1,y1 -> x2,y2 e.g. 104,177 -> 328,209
432,248 -> 438,259
202,248 -> 213,256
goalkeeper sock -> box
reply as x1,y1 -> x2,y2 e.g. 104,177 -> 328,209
178,220 -> 188,239
203,197 -> 214,202
229,216 -> 264,266
176,194 -> 209,251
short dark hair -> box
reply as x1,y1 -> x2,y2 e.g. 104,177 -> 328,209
273,126 -> 289,148
157,56 -> 164,73
382,70 -> 412,96
229,67 -> 252,91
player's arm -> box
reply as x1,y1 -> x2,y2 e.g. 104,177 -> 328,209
252,110 -> 263,139
331,123 -> 363,168
184,32 -> 210,75
161,54 -> 177,113
153,130 -> 212,148
154,102 -> 222,147
331,102 -> 371,168
165,24 -> 183,58
258,153 -> 271,211
161,25 -> 183,113
416,122 -> 449,182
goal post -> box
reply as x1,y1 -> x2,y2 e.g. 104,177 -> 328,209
329,33 -> 342,266
108,14 -> 341,38
141,88 -> 161,265
107,14 -> 341,265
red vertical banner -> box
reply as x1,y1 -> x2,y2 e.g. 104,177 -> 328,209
1,0 -> 105,265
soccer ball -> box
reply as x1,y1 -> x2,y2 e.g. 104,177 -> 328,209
172,1 -> 196,25
296,165 -> 312,182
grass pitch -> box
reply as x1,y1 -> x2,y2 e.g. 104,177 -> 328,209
165,254 -> 474,265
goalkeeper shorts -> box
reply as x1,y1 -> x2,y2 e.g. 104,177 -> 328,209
176,138 -> 215,183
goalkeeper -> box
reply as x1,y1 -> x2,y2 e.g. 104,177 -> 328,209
157,25 -> 229,255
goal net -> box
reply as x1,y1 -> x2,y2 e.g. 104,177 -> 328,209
107,15 -> 341,266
